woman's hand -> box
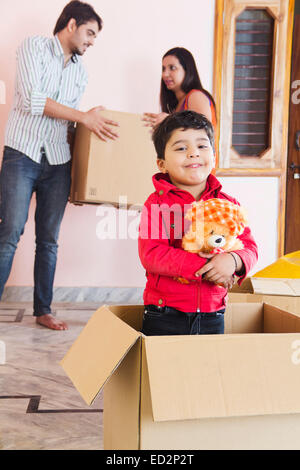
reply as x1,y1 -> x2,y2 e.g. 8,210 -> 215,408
142,112 -> 169,129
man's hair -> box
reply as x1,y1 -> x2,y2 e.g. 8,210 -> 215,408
153,110 -> 215,159
53,1 -> 102,35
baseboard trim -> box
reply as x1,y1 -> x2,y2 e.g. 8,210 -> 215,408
2,286 -> 144,303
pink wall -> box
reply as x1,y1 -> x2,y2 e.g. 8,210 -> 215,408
0,0 -> 216,288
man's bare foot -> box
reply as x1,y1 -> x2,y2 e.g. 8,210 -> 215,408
36,314 -> 68,330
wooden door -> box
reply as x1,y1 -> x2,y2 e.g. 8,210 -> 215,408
285,0 -> 300,254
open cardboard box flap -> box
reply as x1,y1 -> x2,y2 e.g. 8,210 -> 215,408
144,332 -> 300,422
60,306 -> 140,405
60,303 -> 300,423
251,278 -> 300,296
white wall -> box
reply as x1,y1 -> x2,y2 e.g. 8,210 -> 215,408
0,0 -> 277,288
218,177 -> 278,275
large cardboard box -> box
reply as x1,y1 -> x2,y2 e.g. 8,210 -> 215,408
61,303 -> 300,450
229,278 -> 300,314
70,110 -> 157,207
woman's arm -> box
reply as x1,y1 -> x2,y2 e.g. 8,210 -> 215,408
187,90 -> 212,121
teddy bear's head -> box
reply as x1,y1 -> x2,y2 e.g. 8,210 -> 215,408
182,198 -> 247,254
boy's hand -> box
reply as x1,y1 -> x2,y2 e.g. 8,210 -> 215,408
82,106 -> 119,142
195,252 -> 237,285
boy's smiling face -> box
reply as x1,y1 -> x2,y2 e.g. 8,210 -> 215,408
157,127 -> 215,199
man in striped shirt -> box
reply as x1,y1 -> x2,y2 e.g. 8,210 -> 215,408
0,1 -> 119,330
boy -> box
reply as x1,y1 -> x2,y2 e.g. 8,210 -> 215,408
138,111 -> 258,336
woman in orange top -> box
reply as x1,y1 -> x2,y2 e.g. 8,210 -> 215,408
143,47 -> 216,131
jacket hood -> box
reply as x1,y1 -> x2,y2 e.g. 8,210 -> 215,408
152,172 -> 222,200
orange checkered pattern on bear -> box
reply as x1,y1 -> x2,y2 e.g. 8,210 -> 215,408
190,199 -> 246,236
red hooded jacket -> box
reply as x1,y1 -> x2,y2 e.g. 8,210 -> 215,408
138,172 -> 258,313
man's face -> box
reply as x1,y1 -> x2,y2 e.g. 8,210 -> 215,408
70,20 -> 99,56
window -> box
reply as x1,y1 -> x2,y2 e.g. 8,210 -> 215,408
233,8 -> 274,158
214,0 -> 293,172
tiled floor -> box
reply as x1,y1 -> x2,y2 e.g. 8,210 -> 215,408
0,302 -> 105,450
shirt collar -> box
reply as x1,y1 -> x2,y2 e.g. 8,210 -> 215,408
52,35 -> 64,58
52,35 -> 79,66
153,172 -> 222,200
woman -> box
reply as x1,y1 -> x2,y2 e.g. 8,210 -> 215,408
143,47 -> 216,130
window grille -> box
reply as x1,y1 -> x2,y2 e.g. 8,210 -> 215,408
232,9 -> 274,157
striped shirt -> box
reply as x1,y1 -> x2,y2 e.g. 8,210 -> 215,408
5,35 -> 88,165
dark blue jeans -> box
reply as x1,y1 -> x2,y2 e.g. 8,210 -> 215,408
0,146 -> 71,316
142,305 -> 225,336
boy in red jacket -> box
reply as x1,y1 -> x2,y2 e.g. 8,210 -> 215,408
138,111 -> 258,336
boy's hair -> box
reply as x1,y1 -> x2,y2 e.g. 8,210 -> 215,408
153,110 -> 215,159
53,1 -> 102,35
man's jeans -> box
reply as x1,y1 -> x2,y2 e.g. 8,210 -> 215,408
0,146 -> 71,316
142,305 -> 225,336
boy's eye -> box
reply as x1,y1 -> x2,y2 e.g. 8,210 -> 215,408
175,146 -> 186,151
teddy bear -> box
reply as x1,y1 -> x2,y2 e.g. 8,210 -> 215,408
176,198 -> 248,284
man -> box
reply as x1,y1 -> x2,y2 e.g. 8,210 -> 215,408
0,1 -> 118,330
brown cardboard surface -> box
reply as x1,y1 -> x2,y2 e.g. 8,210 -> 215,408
229,278 -> 300,314
144,332 -> 300,422
229,278 -> 254,293
104,339 -> 142,450
108,305 -> 144,332
263,304 -> 300,333
139,412 -> 300,450
225,302 -> 263,333
139,333 -> 300,450
60,306 -> 140,405
230,277 -> 300,297
61,302 -> 300,450
70,110 -> 158,207
251,278 -> 300,296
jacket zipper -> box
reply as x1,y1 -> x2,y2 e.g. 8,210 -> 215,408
196,278 -> 201,313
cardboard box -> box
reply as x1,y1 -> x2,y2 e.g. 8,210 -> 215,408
229,278 -> 300,314
61,303 -> 300,450
70,110 -> 157,207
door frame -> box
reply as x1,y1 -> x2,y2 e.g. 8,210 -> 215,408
284,2 -> 300,253
213,0 -> 295,258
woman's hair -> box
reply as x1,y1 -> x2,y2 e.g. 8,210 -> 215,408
53,1 -> 102,35
160,47 -> 216,114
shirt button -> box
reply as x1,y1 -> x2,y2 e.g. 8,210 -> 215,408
159,190 -> 164,196
158,299 -> 163,305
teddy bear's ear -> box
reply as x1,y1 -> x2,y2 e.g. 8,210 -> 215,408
237,205 -> 248,224
235,205 -> 248,234
185,201 -> 204,221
